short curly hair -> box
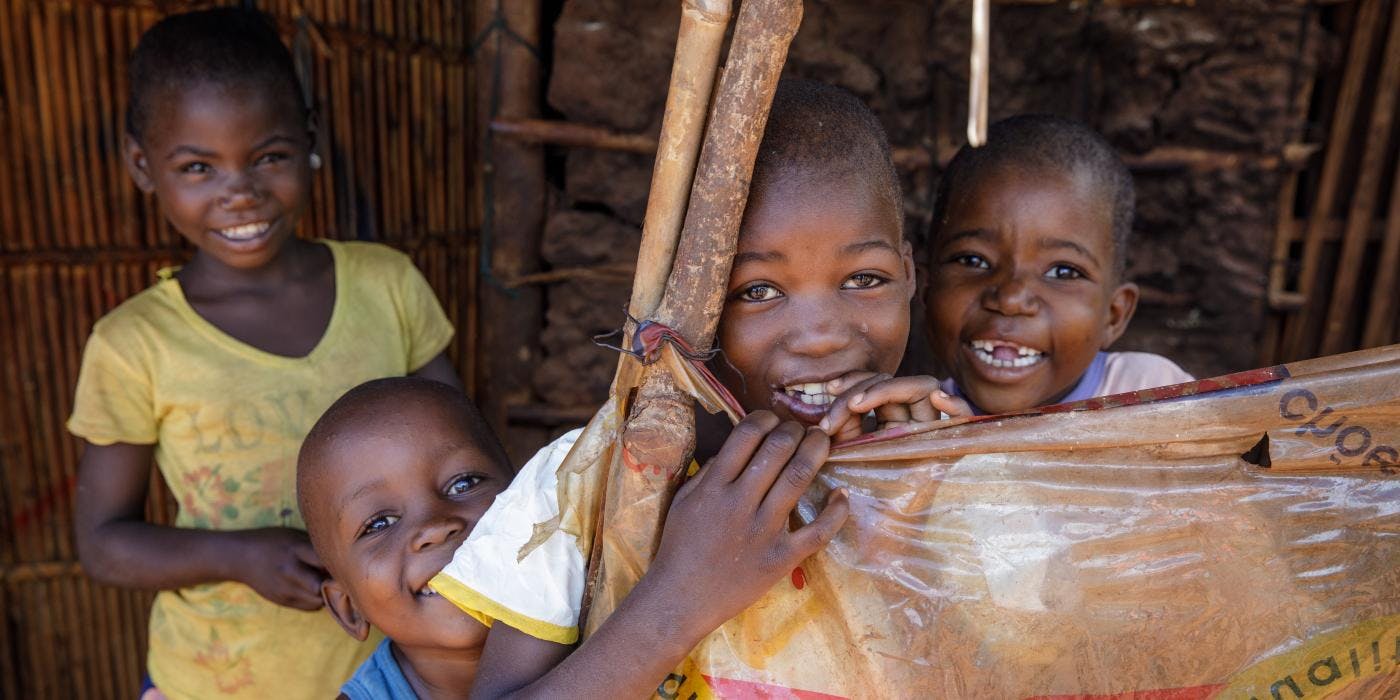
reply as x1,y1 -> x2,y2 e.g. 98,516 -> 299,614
932,114 -> 1134,275
750,78 -> 904,237
126,7 -> 307,140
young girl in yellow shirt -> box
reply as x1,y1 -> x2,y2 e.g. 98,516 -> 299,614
66,9 -> 460,699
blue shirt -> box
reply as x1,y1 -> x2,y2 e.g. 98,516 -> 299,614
341,639 -> 417,700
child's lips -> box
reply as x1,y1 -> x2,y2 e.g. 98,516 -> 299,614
208,218 -> 278,250
963,340 -> 1047,381
769,375 -> 844,425
771,389 -> 828,425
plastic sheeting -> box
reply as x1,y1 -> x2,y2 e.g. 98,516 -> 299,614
580,345 -> 1400,699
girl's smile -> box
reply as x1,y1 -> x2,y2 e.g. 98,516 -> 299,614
125,82 -> 312,271
717,177 -> 914,426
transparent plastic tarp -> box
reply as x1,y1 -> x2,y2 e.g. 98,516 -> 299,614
577,345 -> 1400,699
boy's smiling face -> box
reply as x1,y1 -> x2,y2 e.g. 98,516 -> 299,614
924,165 -> 1138,414
304,395 -> 511,655
717,176 -> 914,425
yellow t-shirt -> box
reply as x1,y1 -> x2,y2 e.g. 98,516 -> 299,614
67,240 -> 454,700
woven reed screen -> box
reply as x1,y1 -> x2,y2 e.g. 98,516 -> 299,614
0,1 -> 478,696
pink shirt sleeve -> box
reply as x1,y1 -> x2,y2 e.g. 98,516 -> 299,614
1095,352 -> 1195,397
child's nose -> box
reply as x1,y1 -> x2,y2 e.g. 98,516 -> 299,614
983,273 -> 1039,316
782,305 -> 853,357
219,171 -> 262,209
410,517 -> 465,552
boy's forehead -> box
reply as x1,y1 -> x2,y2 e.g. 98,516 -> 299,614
742,174 -> 902,248
942,165 -> 1114,251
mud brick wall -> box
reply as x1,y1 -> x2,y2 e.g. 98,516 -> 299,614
532,0 -> 1328,411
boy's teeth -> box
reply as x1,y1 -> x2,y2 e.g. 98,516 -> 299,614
783,382 -> 834,407
969,339 -> 1045,369
218,222 -> 270,240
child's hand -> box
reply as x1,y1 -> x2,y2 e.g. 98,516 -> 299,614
818,372 -> 974,441
234,528 -> 327,611
648,411 -> 849,634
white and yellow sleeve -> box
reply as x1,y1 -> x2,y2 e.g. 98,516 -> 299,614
430,429 -> 586,645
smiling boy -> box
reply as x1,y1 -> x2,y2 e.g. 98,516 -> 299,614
437,80 -> 951,698
297,378 -> 511,699
925,114 -> 1192,415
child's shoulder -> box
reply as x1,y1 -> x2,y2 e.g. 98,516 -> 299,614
1100,351 -> 1195,395
89,274 -> 185,342
324,239 -> 414,270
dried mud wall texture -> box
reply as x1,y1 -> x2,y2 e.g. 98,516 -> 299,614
534,0 -> 1326,409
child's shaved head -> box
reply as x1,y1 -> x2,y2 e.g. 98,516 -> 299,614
751,79 -> 903,238
934,114 -> 1134,275
295,377 -> 511,658
297,377 -> 506,555
126,7 -> 307,141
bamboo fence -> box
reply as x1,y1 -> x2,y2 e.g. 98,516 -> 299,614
1261,0 -> 1400,364
0,1 -> 482,696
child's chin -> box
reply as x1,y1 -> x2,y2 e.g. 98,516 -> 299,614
965,385 -> 1045,415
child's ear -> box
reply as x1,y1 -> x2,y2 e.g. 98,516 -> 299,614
901,239 -> 917,302
322,579 -> 371,641
122,134 -> 156,194
1101,281 -> 1140,349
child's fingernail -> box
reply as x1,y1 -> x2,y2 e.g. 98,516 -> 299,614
825,378 -> 841,392
936,390 -> 948,399
849,392 -> 864,406
818,417 -> 830,432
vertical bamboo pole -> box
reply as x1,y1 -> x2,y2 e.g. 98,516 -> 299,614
0,574 -> 15,700
1362,170 -> 1400,348
968,0 -> 989,147
1279,0 -> 1383,360
585,0 -> 803,634
1318,0 -> 1400,356
473,0 -> 544,457
625,0 -> 733,322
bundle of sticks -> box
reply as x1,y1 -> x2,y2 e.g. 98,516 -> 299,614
581,0 -> 802,630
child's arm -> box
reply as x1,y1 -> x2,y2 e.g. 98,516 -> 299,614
470,413 -> 849,699
411,351 -> 464,390
75,441 -> 326,609
819,372 -> 974,441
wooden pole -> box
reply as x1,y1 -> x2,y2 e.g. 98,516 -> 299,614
968,0 -> 990,147
473,0 -> 544,458
1318,0 -> 1400,356
1278,0 -> 1384,359
626,0 -> 732,322
584,0 -> 804,635
1362,168 -> 1400,348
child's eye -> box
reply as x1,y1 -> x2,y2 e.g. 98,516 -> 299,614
358,514 -> 400,538
737,283 -> 782,302
179,162 -> 212,175
951,254 -> 990,269
256,152 -> 289,166
842,273 -> 887,289
446,474 -> 485,496
1045,264 -> 1085,280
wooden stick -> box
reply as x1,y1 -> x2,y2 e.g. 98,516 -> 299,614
968,0 -> 990,146
1325,0 -> 1400,353
1279,0 -> 1384,359
1362,164 -> 1400,347
490,117 -> 1292,173
473,0 -> 546,450
505,263 -> 636,287
585,0 -> 803,634
491,117 -> 657,154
